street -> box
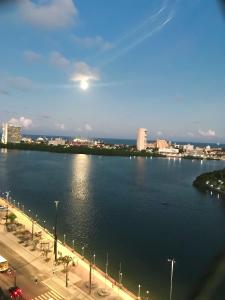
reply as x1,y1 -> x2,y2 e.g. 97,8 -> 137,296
0,241 -> 64,300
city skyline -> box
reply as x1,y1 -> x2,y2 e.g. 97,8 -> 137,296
0,0 -> 225,142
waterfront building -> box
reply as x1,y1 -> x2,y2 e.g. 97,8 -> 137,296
71,138 -> 98,147
183,144 -> 194,151
1,123 -> 22,144
156,139 -> 169,149
137,128 -> 148,151
158,148 -> 179,155
48,138 -> 66,146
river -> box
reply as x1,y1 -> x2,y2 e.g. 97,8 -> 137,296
0,149 -> 225,299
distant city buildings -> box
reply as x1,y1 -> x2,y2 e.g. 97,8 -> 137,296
1,123 -> 22,144
137,128 -> 148,151
71,138 -> 99,147
48,138 -> 66,146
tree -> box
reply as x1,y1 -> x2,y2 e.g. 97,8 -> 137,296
7,212 -> 17,224
58,255 -> 73,287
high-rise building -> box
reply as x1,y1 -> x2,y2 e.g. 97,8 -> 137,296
1,123 -> 22,144
137,128 -> 148,151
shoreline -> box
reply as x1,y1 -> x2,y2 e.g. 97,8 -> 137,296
1,144 -> 225,162
193,168 -> 225,197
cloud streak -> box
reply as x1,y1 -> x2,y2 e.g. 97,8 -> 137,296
99,0 -> 175,66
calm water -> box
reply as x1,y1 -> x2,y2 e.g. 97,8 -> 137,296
1,149 -> 225,300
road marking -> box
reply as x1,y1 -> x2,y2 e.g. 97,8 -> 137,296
31,290 -> 64,300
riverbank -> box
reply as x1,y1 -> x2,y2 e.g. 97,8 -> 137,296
193,168 -> 225,196
0,196 -> 137,300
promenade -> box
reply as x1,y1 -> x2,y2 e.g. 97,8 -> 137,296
0,197 -> 138,300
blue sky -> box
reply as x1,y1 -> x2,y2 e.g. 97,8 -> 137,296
0,0 -> 225,142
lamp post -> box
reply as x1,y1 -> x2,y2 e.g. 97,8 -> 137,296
118,262 -> 122,283
72,240 -> 75,252
93,254 -> 96,266
168,258 -> 175,300
6,191 -> 10,202
54,201 -> 59,261
82,246 -> 85,259
5,205 -> 8,225
63,234 -> 66,245
43,220 -> 46,230
119,272 -> 123,286
18,202 -> 20,209
137,284 -> 141,299
105,253 -> 109,276
32,220 -> 36,240
145,290 -> 150,300
89,260 -> 93,295
22,205 -> 24,213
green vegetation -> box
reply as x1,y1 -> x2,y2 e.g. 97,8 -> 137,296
7,212 -> 17,223
0,142 -> 165,158
193,168 -> 225,193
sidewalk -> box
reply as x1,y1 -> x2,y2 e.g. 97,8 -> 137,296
0,198 -> 137,300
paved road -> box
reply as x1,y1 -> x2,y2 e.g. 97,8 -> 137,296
0,241 -> 65,300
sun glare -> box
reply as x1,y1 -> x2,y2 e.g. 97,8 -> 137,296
80,80 -> 89,90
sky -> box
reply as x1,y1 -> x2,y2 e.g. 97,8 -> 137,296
0,0 -> 225,142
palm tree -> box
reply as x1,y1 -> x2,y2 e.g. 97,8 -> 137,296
59,255 -> 73,287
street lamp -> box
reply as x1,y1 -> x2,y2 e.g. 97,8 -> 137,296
13,199 -> 15,207
31,213 -> 38,240
118,262 -> 122,283
82,246 -> 85,258
22,205 -> 24,213
17,202 -> 20,209
105,253 -> 109,276
43,220 -> 46,230
5,205 -> 8,225
72,240 -> 75,252
138,284 -> 141,299
168,258 -> 176,300
63,234 -> 66,245
93,254 -> 96,266
145,290 -> 150,300
119,272 -> 123,286
54,201 -> 59,261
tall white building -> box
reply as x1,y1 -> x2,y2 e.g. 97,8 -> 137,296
137,128 -> 148,151
1,123 -> 22,144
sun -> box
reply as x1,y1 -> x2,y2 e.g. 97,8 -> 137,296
80,80 -> 89,90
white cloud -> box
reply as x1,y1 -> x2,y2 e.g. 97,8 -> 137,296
50,51 -> 70,69
9,117 -> 33,128
55,123 -> 66,130
20,0 -> 78,29
71,61 -> 99,84
198,129 -> 216,137
24,50 -> 42,62
84,124 -> 92,131
73,36 -> 113,51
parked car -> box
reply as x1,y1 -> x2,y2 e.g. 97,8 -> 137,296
8,287 -> 22,299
